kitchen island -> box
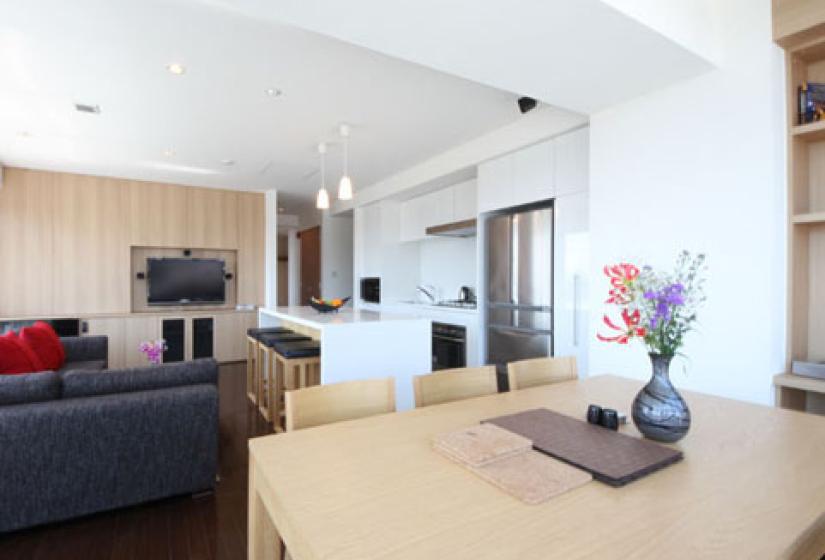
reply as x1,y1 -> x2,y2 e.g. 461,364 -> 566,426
258,306 -> 431,410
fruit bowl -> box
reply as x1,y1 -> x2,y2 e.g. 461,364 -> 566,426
309,296 -> 350,314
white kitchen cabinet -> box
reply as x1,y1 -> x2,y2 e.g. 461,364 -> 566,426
512,140 -> 554,207
400,185 -> 459,242
424,188 -> 454,229
452,179 -> 477,221
553,192 -> 589,375
477,154 -> 513,213
555,127 -> 589,196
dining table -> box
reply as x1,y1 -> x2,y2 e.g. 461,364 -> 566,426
248,374 -> 825,559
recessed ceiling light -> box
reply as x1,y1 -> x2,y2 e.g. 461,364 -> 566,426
74,102 -> 100,114
16,131 -> 31,138
220,159 -> 235,166
166,63 -> 186,75
264,88 -> 282,97
163,148 -> 175,157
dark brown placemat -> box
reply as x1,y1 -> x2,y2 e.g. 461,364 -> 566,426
484,408 -> 683,487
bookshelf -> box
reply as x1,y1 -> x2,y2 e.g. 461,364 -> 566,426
774,5 -> 825,412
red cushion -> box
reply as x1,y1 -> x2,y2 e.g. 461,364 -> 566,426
0,332 -> 44,374
19,322 -> 64,370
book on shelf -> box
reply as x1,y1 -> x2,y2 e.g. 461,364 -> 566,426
799,82 -> 825,124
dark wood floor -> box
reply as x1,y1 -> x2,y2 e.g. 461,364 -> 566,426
0,362 -> 272,560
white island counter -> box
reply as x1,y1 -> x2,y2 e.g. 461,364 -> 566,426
258,306 -> 431,410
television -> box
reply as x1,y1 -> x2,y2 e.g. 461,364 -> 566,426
147,258 -> 226,306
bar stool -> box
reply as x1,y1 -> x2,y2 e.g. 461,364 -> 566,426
245,327 -> 293,404
269,339 -> 321,432
257,332 -> 312,422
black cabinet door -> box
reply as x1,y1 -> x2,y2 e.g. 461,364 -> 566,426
193,318 -> 214,360
162,319 -> 185,363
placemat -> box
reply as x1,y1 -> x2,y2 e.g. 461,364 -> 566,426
484,408 -> 683,487
473,450 -> 592,505
432,423 -> 533,467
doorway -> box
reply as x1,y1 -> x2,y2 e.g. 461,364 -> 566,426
299,226 -> 321,305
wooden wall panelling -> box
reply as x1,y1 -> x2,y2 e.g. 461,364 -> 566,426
52,173 -> 131,315
129,181 -> 190,247
773,0 -> 825,47
215,311 -> 257,362
237,192 -> 265,306
187,188 -> 238,249
85,317 -> 126,369
0,168 -> 55,316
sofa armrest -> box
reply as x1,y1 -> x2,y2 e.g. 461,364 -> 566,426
60,336 -> 108,367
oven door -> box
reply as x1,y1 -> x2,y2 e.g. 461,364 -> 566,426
432,330 -> 466,370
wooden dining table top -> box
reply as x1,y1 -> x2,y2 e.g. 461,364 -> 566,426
247,375 -> 825,560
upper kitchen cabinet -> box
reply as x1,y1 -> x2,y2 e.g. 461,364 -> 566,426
477,127 -> 589,213
478,153 -> 514,213
512,140 -> 555,207
554,127 -> 589,197
478,139 -> 555,212
399,183 -> 467,242
452,179 -> 478,221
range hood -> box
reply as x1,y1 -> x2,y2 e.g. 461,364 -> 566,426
425,218 -> 477,238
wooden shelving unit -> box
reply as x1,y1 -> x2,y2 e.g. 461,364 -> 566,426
775,6 -> 825,412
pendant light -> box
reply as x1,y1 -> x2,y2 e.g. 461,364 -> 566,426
338,124 -> 353,200
316,142 -> 330,210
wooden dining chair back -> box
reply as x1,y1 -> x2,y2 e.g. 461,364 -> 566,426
284,377 -> 396,431
413,366 -> 498,408
506,356 -> 577,391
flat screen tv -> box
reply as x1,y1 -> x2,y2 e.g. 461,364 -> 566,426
147,258 -> 226,306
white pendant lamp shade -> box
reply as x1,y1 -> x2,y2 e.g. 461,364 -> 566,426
338,124 -> 354,200
316,142 -> 330,210
316,187 -> 330,209
338,175 -> 353,200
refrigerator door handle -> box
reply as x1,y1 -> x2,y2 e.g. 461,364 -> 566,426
488,302 -> 552,313
488,323 -> 553,336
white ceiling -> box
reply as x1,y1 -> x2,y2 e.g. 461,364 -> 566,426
228,0 -> 714,114
0,0 -> 524,213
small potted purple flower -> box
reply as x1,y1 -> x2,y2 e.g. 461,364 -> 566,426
598,251 -> 707,442
139,339 -> 167,365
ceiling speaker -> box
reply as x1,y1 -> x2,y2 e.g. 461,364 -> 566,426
518,97 -> 538,114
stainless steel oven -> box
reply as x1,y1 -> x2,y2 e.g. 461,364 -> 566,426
432,322 -> 466,370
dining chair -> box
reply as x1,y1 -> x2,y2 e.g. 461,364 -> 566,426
284,377 -> 396,431
413,365 -> 498,408
506,356 -> 577,391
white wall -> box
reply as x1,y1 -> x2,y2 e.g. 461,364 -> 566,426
264,190 -> 278,308
588,0 -> 786,405
320,212 -> 354,300
418,237 -> 476,301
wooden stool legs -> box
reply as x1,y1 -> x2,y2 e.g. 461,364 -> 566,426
267,353 -> 321,432
246,336 -> 259,404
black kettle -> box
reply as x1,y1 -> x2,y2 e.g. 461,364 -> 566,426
458,286 -> 475,303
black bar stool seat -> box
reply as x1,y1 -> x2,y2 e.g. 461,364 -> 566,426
272,339 -> 321,359
247,326 -> 293,340
258,332 -> 311,346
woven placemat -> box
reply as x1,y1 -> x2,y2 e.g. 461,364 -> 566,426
484,408 -> 683,487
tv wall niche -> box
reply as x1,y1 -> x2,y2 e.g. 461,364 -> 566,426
131,246 -> 237,313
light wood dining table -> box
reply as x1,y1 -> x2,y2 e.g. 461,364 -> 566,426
248,375 -> 825,560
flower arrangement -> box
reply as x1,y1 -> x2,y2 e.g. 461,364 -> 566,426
138,339 -> 167,365
598,251 -> 707,358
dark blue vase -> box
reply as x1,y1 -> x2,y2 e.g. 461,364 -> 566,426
631,353 -> 691,443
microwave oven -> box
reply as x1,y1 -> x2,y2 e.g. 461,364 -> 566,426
360,277 -> 380,303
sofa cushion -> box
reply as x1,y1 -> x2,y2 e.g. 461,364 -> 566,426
20,322 -> 65,370
0,332 -> 45,375
0,371 -> 60,405
59,360 -> 107,372
60,358 -> 218,399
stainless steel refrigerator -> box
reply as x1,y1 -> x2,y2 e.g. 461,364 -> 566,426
486,203 -> 553,370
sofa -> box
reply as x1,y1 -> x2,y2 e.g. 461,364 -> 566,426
0,335 -> 219,533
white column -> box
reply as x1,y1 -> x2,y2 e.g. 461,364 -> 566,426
287,228 -> 300,306
264,190 -> 278,309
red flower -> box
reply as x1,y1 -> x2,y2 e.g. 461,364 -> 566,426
604,263 -> 639,304
597,309 -> 647,344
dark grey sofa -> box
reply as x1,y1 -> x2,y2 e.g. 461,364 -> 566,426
0,336 -> 219,533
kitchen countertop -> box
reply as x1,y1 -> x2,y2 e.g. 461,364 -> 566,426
259,306 -> 424,330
